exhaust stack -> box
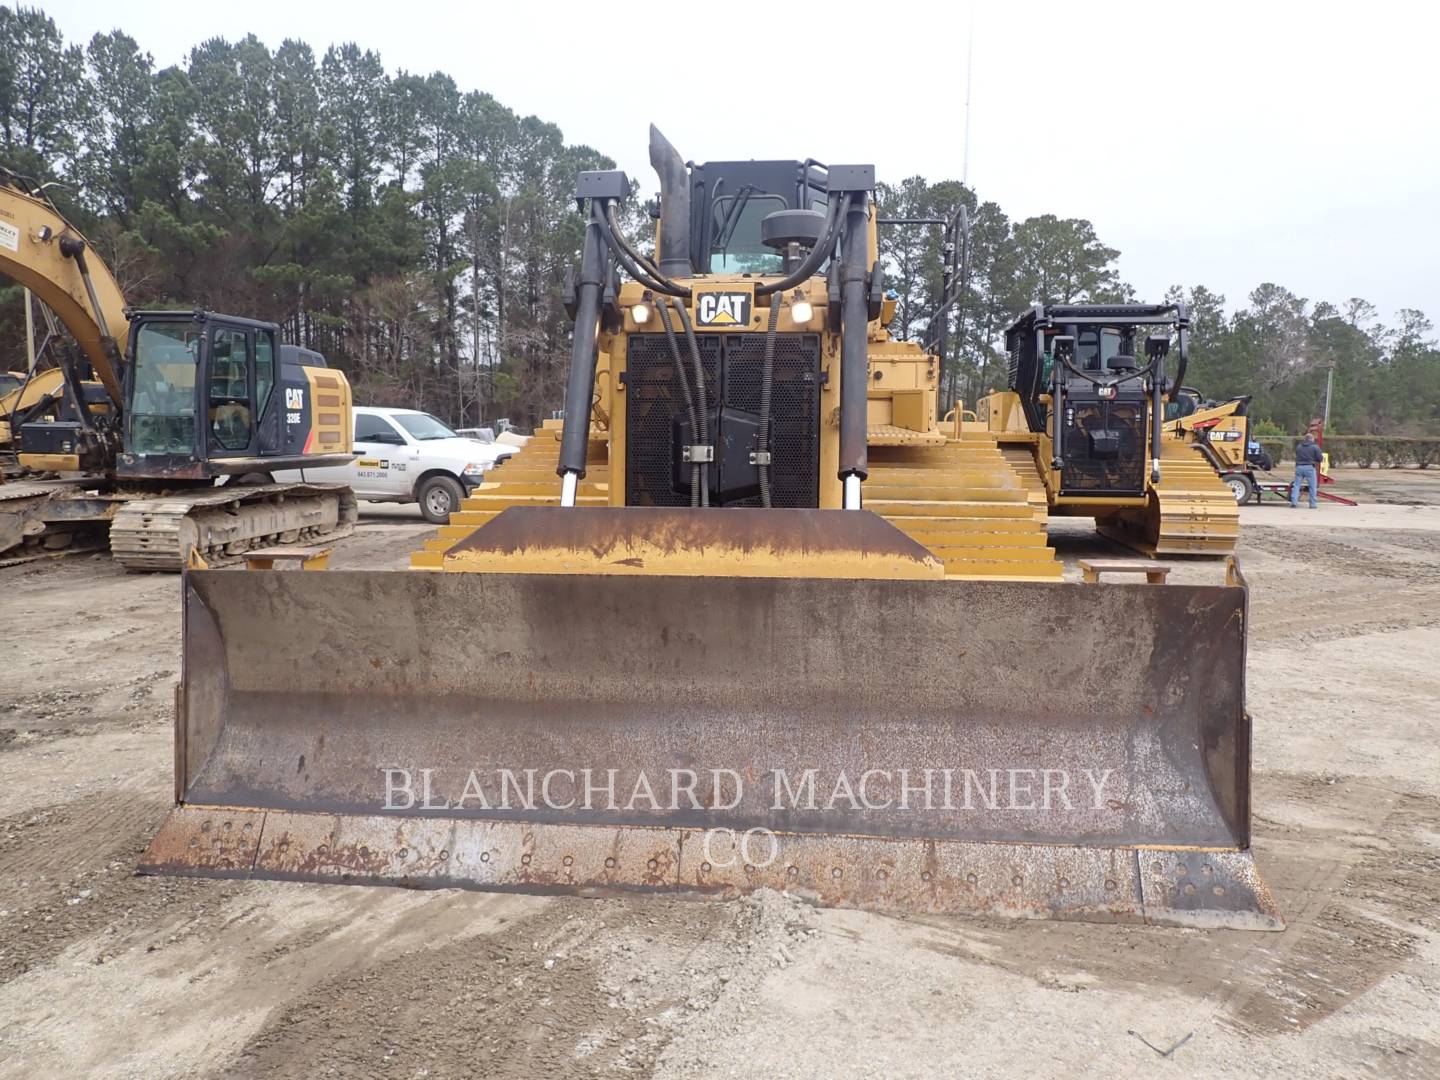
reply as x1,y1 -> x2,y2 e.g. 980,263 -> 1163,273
649,124 -> 692,279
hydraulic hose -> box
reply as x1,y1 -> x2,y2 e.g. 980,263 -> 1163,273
602,202 -> 690,298
672,298 -> 710,507
657,299 -> 702,507
758,294 -> 781,507
605,202 -> 664,280
596,184 -> 847,303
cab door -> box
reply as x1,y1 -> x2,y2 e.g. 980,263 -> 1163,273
206,325 -> 256,456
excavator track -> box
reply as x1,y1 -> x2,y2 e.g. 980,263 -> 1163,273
0,479 -> 115,566
109,483 -> 357,572
1096,448 -> 1240,557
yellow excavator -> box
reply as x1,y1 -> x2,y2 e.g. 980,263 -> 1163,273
141,128 -> 1280,931
2,367 -> 71,469
0,172 -> 357,569
979,306 -> 1241,555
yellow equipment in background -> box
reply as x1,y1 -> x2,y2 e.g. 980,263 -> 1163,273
140,128 -> 1280,931
1164,389 -> 1274,504
979,305 -> 1240,555
0,171 -> 356,568
1,367 -> 69,460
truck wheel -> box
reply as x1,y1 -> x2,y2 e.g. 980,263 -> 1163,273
1223,472 -> 1256,505
418,475 -> 464,524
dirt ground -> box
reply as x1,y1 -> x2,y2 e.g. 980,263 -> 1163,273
1,465 -> 1438,1079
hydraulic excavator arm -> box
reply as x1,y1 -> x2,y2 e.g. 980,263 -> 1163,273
0,180 -> 129,404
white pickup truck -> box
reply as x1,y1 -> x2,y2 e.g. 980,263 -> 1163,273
274,406 -> 516,523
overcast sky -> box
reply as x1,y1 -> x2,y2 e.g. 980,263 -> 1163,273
45,0 -> 1440,324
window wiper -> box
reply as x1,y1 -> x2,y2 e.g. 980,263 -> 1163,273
714,185 -> 756,257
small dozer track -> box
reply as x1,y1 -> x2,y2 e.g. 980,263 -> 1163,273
109,482 -> 357,571
1096,445 -> 1240,557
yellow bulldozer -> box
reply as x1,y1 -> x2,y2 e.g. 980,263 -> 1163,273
979,306 -> 1242,555
141,127 -> 1281,930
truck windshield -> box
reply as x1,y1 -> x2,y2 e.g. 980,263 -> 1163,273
394,413 -> 458,441
130,322 -> 199,455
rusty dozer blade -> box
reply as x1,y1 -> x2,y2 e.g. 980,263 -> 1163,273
140,525 -> 1281,930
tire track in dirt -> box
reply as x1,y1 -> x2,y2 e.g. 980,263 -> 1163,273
898,774 -> 1433,1039
0,789 -> 229,985
1220,791 -> 1439,1038
223,890 -> 819,1079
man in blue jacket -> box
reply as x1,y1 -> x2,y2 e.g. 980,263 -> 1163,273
1291,433 -> 1324,508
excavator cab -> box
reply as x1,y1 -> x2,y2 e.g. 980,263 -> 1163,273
116,311 -> 348,481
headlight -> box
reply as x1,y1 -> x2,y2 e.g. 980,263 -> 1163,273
790,290 -> 813,325
462,462 -> 488,476
632,301 -> 652,325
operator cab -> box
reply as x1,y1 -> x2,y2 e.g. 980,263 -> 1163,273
684,159 -> 829,276
120,310 -> 350,481
1074,326 -> 1138,373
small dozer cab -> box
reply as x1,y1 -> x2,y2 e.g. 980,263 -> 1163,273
142,129 -> 1281,930
980,304 -> 1242,555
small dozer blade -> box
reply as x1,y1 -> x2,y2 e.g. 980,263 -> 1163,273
141,509 -> 1281,930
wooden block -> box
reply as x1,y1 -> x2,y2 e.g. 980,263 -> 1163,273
1078,558 -> 1172,585
243,545 -> 332,571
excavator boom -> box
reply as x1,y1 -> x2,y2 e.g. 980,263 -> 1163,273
0,181 -> 127,404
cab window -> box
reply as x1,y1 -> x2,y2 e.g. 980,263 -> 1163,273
255,333 -> 274,418
1075,328 -> 1131,371
130,322 -> 199,455
209,328 -> 251,451
710,192 -> 787,274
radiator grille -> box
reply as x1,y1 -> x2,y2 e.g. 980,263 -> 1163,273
1062,400 -> 1146,494
625,332 -> 820,507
